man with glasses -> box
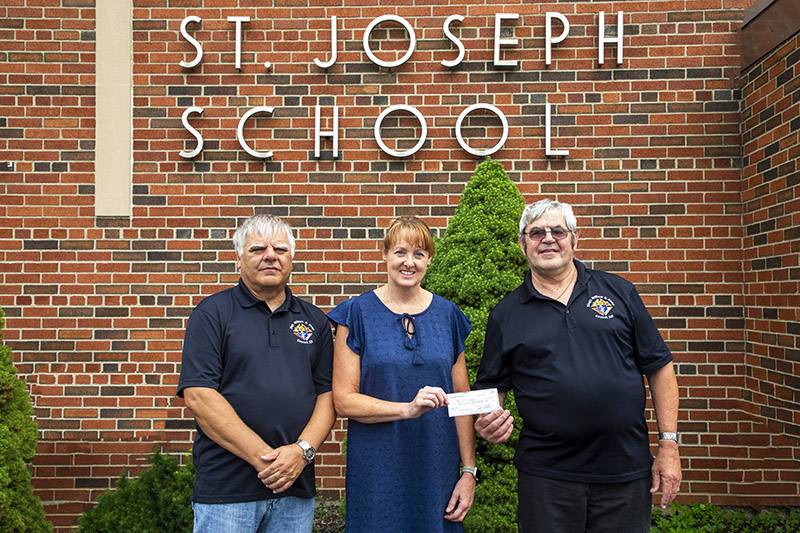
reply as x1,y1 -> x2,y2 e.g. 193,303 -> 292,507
474,199 -> 681,532
178,214 -> 335,532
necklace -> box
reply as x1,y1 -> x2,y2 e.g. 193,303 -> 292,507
536,268 -> 576,301
553,274 -> 574,301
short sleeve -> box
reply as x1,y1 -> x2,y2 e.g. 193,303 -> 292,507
311,316 -> 334,395
450,302 -> 472,362
327,297 -> 365,356
474,308 -> 513,392
177,307 -> 224,397
627,284 -> 673,376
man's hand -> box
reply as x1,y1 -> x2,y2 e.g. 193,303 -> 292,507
444,473 -> 476,522
650,441 -> 681,508
474,409 -> 513,443
257,444 -> 307,494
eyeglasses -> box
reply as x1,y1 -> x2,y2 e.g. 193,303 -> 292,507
523,226 -> 570,242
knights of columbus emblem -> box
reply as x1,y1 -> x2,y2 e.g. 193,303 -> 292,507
587,295 -> 615,319
289,320 -> 315,344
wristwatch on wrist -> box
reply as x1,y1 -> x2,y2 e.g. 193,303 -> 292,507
295,439 -> 316,464
658,431 -> 679,444
460,465 -> 480,482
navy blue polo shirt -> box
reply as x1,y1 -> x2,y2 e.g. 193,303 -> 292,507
177,280 -> 333,503
475,260 -> 672,483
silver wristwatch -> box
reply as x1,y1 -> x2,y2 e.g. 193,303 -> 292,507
295,439 -> 316,464
658,431 -> 679,444
460,465 -> 480,482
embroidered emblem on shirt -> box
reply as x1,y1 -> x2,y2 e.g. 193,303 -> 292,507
587,295 -> 615,319
289,320 -> 315,344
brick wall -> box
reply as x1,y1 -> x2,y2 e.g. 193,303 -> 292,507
0,0 -> 798,529
740,27 -> 800,497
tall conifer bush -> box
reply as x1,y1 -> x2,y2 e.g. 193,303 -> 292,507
77,451 -> 194,533
0,307 -> 52,532
424,159 -> 527,532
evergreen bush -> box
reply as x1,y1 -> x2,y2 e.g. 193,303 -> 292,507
77,450 -> 345,532
77,451 -> 194,533
424,158 -> 527,532
0,307 -> 52,532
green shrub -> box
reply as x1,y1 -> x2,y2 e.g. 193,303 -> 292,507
0,307 -> 52,532
78,450 -> 344,532
424,158 -> 528,532
652,504 -> 800,532
78,451 -> 194,533
313,496 -> 345,533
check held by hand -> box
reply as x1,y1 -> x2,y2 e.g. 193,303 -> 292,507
474,409 -> 514,443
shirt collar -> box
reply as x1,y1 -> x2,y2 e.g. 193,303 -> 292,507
519,259 -> 590,303
233,279 -> 299,313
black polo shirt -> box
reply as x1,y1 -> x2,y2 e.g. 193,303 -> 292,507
177,280 -> 333,503
474,260 -> 672,484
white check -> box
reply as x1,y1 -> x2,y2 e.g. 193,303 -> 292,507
447,388 -> 501,417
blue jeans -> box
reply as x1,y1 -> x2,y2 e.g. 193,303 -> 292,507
192,496 -> 315,533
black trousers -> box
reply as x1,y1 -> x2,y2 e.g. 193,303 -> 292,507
517,472 -> 652,533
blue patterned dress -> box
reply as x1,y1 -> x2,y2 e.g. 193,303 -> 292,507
328,291 -> 472,533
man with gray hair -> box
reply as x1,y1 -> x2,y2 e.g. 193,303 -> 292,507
178,214 -> 335,532
474,199 -> 681,532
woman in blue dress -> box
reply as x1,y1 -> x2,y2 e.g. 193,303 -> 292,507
328,216 -> 476,533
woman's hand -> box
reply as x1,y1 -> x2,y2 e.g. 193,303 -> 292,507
444,473 -> 476,522
405,386 -> 448,419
